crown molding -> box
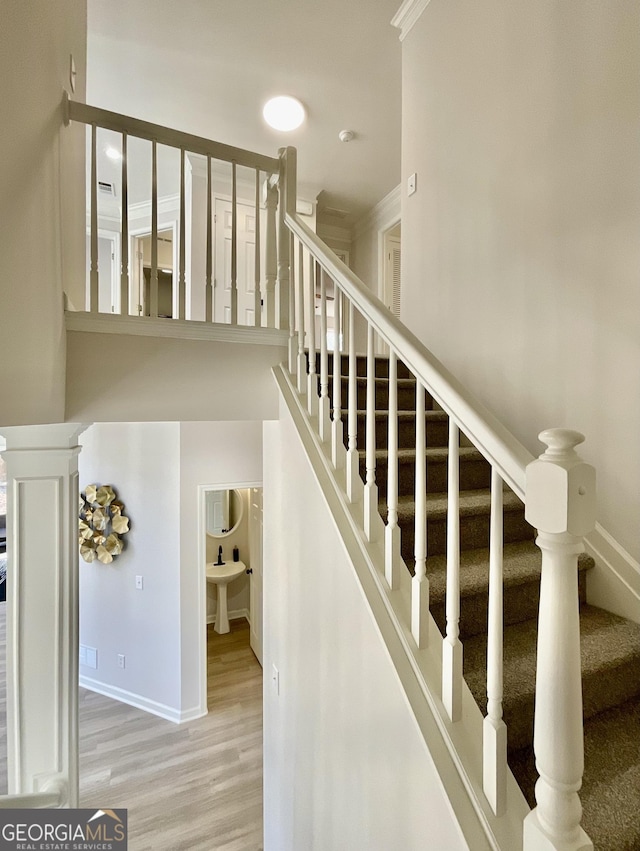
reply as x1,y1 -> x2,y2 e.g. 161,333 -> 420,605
352,184 -> 401,241
391,0 -> 432,41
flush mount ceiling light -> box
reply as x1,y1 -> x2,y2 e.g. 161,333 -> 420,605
263,96 -> 305,132
105,146 -> 122,161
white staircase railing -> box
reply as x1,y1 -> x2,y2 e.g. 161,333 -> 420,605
58,103 -> 596,845
65,94 -> 287,330
277,144 -> 596,851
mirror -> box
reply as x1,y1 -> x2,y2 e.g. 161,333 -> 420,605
205,488 -> 244,538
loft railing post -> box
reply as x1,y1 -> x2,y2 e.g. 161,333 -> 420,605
265,182 -> 278,331
277,146 -> 296,333
523,429 -> 596,851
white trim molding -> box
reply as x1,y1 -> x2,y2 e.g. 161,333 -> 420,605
65,311 -> 289,348
352,184 -> 401,242
79,676 -> 203,725
391,0 -> 432,41
585,523 -> 640,624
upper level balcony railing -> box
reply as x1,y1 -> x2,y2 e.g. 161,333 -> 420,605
65,94 -> 289,335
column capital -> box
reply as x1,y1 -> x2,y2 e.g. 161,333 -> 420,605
0,423 -> 91,453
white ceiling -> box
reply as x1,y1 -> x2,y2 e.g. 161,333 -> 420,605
87,0 -> 402,228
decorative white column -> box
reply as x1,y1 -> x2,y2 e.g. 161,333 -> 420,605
523,429 -> 596,851
1,423 -> 89,808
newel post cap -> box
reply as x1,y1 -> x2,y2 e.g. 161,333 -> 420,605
524,428 -> 596,536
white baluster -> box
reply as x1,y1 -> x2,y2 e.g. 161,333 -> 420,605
385,350 -> 401,589
484,467 -> 507,816
89,124 -> 98,314
254,169 -> 261,327
150,141 -> 159,319
443,419 -> 462,720
297,240 -> 306,395
318,269 -> 330,442
120,132 -> 129,314
178,148 -> 186,320
523,430 -> 595,851
288,232 -> 296,375
264,183 -> 278,331
331,289 -> 344,469
363,325 -> 379,541
230,160 -> 238,325
345,300 -> 362,504
412,379 -> 429,648
307,259 -> 317,416
205,155 -> 212,323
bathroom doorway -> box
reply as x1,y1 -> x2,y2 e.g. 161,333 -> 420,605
198,482 -> 263,705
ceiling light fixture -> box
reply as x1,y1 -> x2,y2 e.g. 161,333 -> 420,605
263,96 -> 305,132
105,146 -> 122,161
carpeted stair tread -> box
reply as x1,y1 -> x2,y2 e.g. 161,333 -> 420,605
354,409 -> 450,451
394,486 -> 524,520
509,699 -> 640,851
463,605 -> 640,752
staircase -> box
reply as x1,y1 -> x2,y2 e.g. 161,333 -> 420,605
327,352 -> 640,851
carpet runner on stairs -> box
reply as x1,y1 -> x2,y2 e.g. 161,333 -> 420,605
323,353 -> 640,851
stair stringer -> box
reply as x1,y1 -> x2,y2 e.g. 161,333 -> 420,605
273,364 -> 530,851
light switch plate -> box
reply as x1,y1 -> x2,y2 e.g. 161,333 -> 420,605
407,172 -> 417,196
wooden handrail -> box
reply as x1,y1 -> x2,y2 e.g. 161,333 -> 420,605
66,96 -> 280,174
283,203 -> 533,500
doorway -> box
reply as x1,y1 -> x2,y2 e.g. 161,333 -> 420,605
198,483 -> 263,711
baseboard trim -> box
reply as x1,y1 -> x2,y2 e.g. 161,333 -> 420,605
585,523 -> 640,623
206,607 -> 250,626
79,676 -> 204,725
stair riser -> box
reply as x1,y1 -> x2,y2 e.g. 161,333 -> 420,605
331,378 -> 427,411
355,414 -> 449,451
367,454 -> 491,498
398,509 -> 534,559
430,572 -> 588,641
320,353 -> 413,379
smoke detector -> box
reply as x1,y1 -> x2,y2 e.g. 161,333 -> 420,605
338,130 -> 355,143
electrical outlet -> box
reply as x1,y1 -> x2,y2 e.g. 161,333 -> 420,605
135,575 -> 143,590
117,654 -> 126,669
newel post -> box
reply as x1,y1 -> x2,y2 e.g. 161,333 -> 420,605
523,429 -> 595,851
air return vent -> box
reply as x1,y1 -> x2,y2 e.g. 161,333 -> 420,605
98,180 -> 116,196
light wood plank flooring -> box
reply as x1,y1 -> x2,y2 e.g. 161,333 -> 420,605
0,607 -> 263,851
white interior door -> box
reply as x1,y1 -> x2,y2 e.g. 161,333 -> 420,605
86,234 -> 118,313
214,197 -> 257,325
248,487 -> 263,665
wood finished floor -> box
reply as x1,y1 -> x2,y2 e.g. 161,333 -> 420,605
0,607 -> 264,851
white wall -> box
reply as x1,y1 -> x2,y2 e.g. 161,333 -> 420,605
262,408 -> 468,851
78,422 -> 182,719
401,2 -> 640,562
179,421 -> 263,716
65,332 -> 287,422
0,1 -> 86,426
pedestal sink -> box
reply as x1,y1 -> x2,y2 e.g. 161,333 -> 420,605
206,560 -> 246,634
